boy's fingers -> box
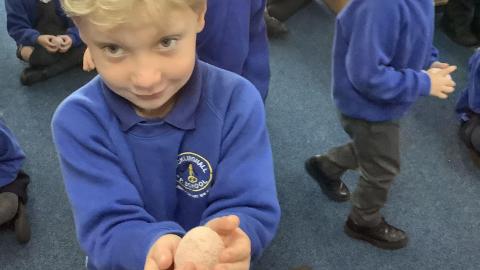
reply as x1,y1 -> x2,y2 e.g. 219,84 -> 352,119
206,215 -> 240,235
440,65 -> 457,75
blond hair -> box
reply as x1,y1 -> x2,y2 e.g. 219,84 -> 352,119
61,0 -> 205,28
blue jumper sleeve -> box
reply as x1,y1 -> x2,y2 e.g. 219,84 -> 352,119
242,0 -> 270,100
5,0 -> 40,46
199,82 -> 280,261
342,1 -> 431,103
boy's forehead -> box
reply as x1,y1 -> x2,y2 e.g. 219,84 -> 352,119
77,7 -> 191,42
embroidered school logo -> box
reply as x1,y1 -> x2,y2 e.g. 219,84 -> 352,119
176,152 -> 213,198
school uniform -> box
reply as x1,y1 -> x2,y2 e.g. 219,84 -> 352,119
52,60 -> 280,269
197,0 -> 270,100
318,0 -> 438,227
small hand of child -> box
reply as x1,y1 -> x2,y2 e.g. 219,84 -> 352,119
427,65 -> 457,99
206,215 -> 251,270
430,61 -> 450,69
57,35 -> 73,53
144,234 -> 181,270
83,47 -> 96,72
37,35 -> 59,53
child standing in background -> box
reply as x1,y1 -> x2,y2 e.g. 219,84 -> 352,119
306,0 -> 457,249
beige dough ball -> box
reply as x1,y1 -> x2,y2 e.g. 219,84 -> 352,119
174,226 -> 225,270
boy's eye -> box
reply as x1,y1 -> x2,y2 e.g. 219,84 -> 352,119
159,38 -> 177,48
103,45 -> 125,57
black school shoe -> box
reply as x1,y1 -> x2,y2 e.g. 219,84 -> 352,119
14,202 -> 30,244
305,155 -> 350,202
344,217 -> 408,250
264,10 -> 288,38
20,67 -> 47,86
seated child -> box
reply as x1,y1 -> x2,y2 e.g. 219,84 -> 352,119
52,0 -> 280,269
0,118 -> 30,244
83,0 -> 271,101
456,49 -> 480,165
6,0 -> 85,85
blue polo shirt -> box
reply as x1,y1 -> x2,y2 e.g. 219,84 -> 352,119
52,60 -> 280,270
5,0 -> 81,47
456,49 -> 480,121
0,119 -> 25,187
197,0 -> 270,100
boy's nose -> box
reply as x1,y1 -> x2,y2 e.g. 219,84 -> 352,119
131,68 -> 162,93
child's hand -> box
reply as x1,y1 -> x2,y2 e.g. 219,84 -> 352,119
37,35 -> 59,53
83,47 -> 96,72
206,215 -> 251,270
430,61 -> 450,69
57,35 -> 73,53
427,65 -> 457,99
144,234 -> 181,270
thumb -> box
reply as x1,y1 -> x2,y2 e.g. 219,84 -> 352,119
206,215 -> 240,235
439,65 -> 457,75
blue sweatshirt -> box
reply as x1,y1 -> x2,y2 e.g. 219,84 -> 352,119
0,119 -> 25,187
456,49 -> 480,121
52,60 -> 280,270
197,0 -> 270,100
5,0 -> 81,47
332,0 -> 438,121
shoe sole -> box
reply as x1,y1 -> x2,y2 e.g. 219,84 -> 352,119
344,224 -> 408,250
305,159 -> 350,202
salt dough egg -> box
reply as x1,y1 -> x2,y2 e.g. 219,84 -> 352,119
174,226 -> 224,269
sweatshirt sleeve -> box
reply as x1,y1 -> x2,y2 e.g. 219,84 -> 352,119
5,0 -> 40,46
66,24 -> 82,47
0,118 -> 25,187
199,82 -> 281,261
51,101 -> 186,270
242,0 -> 270,101
342,1 -> 431,103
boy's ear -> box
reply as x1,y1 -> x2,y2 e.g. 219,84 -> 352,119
196,1 -> 207,33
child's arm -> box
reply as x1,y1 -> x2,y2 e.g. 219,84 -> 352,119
5,0 -> 40,46
342,1 -> 433,103
52,99 -> 186,270
241,0 -> 270,100
199,82 -> 281,262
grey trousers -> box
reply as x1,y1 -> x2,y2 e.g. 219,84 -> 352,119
323,115 -> 400,227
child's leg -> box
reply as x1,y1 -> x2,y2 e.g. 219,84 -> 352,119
344,118 -> 400,227
17,46 -> 34,62
20,45 -> 85,85
28,44 -> 61,67
441,0 -> 478,46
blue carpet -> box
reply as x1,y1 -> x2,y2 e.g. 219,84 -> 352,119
0,1 -> 479,270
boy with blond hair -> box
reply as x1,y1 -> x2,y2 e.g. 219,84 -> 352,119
305,0 -> 457,250
83,0 -> 272,100
51,0 -> 280,269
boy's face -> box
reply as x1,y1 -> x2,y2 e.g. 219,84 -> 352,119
76,5 -> 205,118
